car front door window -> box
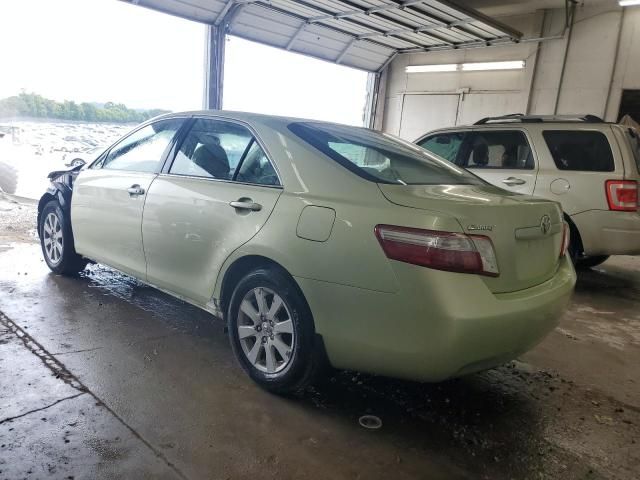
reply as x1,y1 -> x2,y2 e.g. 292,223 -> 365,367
101,120 -> 182,173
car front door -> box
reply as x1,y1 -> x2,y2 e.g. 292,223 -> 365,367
71,118 -> 184,278
462,130 -> 538,195
141,117 -> 283,306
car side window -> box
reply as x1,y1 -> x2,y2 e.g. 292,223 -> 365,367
417,133 -> 464,163
235,141 -> 280,186
543,131 -> 614,172
458,131 -> 534,170
101,120 -> 182,172
170,119 -> 253,180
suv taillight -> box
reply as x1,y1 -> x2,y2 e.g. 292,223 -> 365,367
605,180 -> 638,211
374,225 -> 499,277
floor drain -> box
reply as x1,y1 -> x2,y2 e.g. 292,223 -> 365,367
358,415 -> 382,430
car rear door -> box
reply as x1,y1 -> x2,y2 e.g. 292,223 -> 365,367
141,117 -> 283,305
71,118 -> 184,278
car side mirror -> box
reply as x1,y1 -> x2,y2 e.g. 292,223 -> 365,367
70,159 -> 86,168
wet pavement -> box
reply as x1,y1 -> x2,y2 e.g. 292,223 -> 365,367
0,240 -> 638,479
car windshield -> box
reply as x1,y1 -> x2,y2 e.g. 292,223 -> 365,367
288,122 -> 485,186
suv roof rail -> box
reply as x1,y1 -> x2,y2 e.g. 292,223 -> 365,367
474,114 -> 605,125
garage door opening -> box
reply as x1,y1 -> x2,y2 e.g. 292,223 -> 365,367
618,89 -> 640,124
223,37 -> 369,126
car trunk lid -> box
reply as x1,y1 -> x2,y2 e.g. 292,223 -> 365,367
378,183 -> 564,293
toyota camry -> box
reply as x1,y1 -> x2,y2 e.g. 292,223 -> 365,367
37,111 -> 576,393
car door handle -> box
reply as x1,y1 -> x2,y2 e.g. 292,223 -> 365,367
127,184 -> 145,196
502,177 -> 526,186
229,199 -> 262,212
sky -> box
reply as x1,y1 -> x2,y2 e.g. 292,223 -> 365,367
0,0 -> 369,125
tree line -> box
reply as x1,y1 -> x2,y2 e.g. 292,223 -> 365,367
0,92 -> 170,124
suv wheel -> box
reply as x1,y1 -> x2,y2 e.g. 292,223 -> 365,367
227,267 -> 322,394
39,200 -> 87,275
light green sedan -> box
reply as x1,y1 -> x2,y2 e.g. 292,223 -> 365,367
37,111 -> 576,393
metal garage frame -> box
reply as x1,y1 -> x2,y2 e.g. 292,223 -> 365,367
125,0 -> 524,121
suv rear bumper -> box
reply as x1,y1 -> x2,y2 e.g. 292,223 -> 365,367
571,209 -> 640,256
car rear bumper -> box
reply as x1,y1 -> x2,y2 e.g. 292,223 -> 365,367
571,209 -> 640,256
296,256 -> 575,382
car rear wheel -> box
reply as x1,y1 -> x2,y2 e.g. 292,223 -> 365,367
39,200 -> 87,275
227,267 -> 322,394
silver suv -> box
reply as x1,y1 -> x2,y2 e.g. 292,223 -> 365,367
416,114 -> 640,268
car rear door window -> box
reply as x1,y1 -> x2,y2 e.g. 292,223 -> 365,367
170,118 -> 253,180
235,140 -> 280,186
101,119 -> 182,172
417,132 -> 464,163
543,130 -> 614,171
456,131 -> 534,170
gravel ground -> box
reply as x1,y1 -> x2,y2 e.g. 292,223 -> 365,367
0,192 -> 37,243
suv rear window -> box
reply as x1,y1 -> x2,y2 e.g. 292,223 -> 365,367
543,131 -> 614,172
288,122 -> 485,186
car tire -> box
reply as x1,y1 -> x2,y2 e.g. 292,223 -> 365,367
227,266 -> 323,394
0,161 -> 18,195
575,255 -> 609,269
39,200 -> 87,275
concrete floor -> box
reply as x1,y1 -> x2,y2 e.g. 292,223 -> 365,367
0,205 -> 639,478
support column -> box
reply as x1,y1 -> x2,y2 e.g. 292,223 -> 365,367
203,24 -> 226,110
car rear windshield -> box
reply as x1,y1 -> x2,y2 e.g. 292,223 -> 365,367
288,122 -> 485,186
625,128 -> 640,173
543,130 -> 615,172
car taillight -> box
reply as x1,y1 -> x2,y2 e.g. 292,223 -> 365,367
374,225 -> 499,277
605,180 -> 638,211
560,222 -> 570,258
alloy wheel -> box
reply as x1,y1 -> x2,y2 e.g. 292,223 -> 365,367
43,212 -> 63,265
237,287 -> 294,374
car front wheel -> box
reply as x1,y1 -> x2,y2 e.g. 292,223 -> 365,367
39,200 -> 87,275
227,267 -> 322,394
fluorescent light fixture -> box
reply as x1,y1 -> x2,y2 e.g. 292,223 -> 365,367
461,60 -> 525,71
619,0 -> 640,6
406,60 -> 525,74
406,64 -> 457,73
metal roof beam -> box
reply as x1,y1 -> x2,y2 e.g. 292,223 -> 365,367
250,1 -> 398,53
256,0 -> 437,49
335,37 -> 356,64
274,0 -> 452,48
285,21 -> 307,50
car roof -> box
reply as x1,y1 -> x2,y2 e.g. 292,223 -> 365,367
152,109 -> 359,132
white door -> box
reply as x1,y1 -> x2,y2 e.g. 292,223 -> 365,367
399,94 -> 460,141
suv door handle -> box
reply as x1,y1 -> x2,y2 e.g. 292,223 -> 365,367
127,184 -> 145,196
502,177 -> 526,186
230,199 -> 262,212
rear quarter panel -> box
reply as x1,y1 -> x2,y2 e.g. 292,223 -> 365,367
530,125 -> 624,215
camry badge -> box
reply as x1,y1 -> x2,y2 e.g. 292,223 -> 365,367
467,225 -> 494,232
540,215 -> 551,235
